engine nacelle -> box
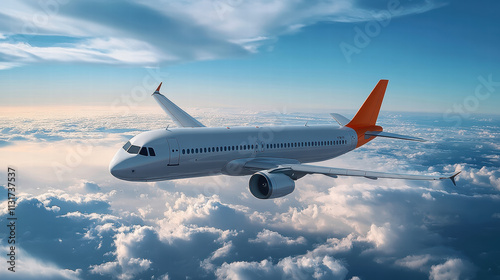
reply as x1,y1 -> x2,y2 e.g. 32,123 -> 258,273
249,171 -> 295,199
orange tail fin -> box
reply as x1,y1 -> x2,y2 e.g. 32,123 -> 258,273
346,80 -> 388,147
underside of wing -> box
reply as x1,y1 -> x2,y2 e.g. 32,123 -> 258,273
152,83 -> 205,128
240,159 -> 460,185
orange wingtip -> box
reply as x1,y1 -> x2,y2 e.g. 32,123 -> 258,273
155,82 -> 162,92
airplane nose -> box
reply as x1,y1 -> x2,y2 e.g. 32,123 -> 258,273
110,159 -> 137,179
109,149 -> 135,180
109,160 -> 126,179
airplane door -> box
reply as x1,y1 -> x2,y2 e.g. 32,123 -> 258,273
167,138 -> 180,166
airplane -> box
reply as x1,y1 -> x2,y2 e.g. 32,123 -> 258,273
109,80 -> 460,199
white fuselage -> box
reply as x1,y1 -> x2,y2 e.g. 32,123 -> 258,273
109,125 -> 358,182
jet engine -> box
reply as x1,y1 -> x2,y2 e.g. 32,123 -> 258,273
249,171 -> 295,199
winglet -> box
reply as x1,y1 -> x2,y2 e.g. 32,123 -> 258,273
449,170 -> 461,186
155,82 -> 162,93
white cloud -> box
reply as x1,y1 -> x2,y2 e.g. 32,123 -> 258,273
201,242 -> 234,271
429,258 -> 473,280
249,229 -> 306,246
422,192 -> 435,200
0,38 -> 161,68
216,256 -> 348,280
2,110 -> 499,280
0,248 -> 81,280
0,0 -> 446,69
453,165 -> 500,190
395,254 -> 432,271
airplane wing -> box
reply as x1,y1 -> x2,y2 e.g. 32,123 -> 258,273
240,158 -> 460,185
152,83 -> 205,128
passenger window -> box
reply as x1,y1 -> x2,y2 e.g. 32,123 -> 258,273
123,141 -> 131,151
127,145 -> 140,154
148,147 -> 156,156
139,147 -> 148,156
191,149 -> 194,154
182,149 -> 185,154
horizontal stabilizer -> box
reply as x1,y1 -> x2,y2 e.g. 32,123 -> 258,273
365,131 -> 426,142
330,113 -> 351,126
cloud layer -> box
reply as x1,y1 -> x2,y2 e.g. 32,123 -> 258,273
1,109 -> 499,279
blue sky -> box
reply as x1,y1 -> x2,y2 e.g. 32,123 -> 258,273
0,0 -> 499,114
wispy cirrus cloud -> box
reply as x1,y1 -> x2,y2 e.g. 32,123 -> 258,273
0,0 -> 446,69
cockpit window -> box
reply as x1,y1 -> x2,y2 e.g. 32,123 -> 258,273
139,147 -> 148,156
127,145 -> 140,154
123,141 -> 132,151
123,141 -> 156,156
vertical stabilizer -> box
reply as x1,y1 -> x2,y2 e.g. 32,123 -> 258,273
347,80 -> 388,128
346,80 -> 388,147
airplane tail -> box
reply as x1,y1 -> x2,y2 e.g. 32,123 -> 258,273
333,80 -> 426,147
344,80 -> 387,147
347,80 -> 388,128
